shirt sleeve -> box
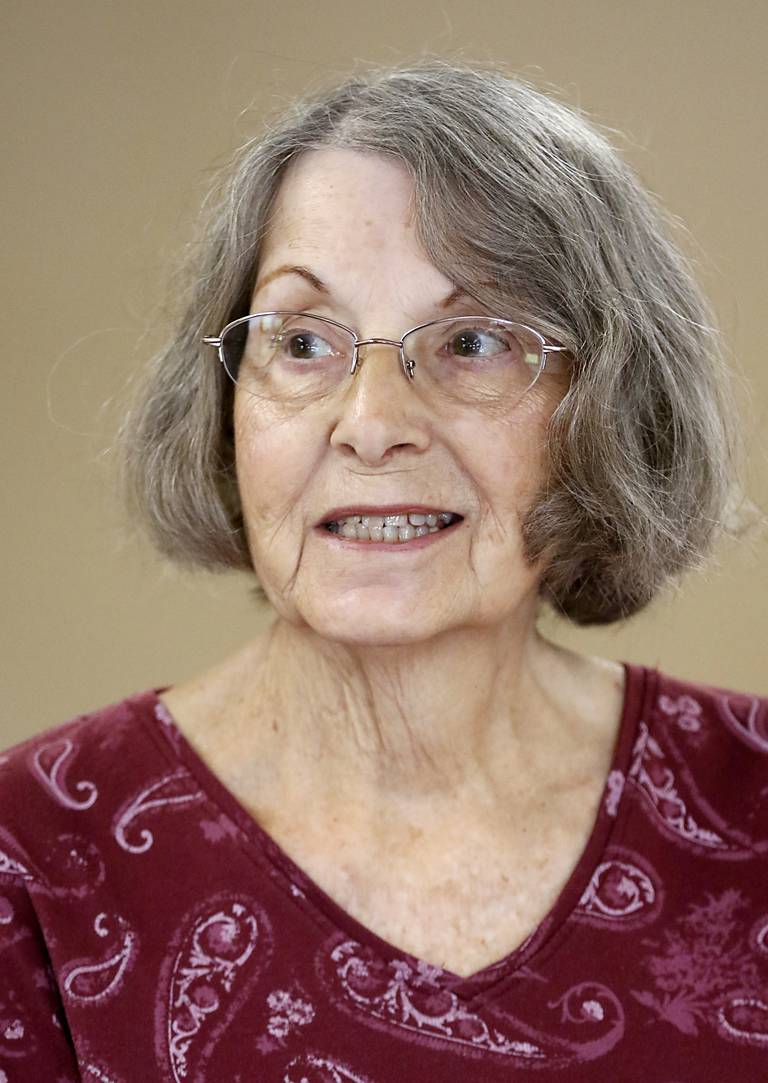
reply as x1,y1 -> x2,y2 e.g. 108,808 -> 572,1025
0,877 -> 80,1081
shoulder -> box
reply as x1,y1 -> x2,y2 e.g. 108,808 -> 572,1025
648,668 -> 767,753
0,688 -> 165,793
0,689 -> 173,873
634,666 -> 768,853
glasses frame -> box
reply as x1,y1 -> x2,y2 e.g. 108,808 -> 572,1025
203,310 -> 568,389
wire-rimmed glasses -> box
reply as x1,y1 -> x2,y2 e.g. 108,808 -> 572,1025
203,311 -> 569,407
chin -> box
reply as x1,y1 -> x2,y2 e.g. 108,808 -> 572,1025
300,587 -> 452,647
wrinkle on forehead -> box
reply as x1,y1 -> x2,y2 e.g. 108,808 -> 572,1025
255,149 -> 456,324
269,148 -> 419,243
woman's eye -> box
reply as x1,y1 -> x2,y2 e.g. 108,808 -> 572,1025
278,331 -> 333,360
447,330 -> 507,358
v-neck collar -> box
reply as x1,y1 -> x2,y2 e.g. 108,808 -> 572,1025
141,662 -> 654,1005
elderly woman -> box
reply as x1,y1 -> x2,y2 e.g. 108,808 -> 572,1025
2,60 -> 766,1082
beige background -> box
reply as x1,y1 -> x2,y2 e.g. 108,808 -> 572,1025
3,0 -> 767,748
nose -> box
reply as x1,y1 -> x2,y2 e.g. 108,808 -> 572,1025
329,341 -> 431,467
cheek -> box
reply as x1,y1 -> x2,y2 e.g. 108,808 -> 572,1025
233,400 -> 317,539
463,402 -> 553,523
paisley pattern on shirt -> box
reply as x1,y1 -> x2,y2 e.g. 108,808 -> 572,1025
317,934 -> 627,1067
628,721 -> 765,858
573,845 -> 661,929
112,769 -> 205,854
155,893 -> 274,1083
717,691 -> 768,754
61,911 -> 137,1005
0,665 -> 766,1080
31,735 -> 99,810
283,1052 -> 378,1082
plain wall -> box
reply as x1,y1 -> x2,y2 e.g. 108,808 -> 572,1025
3,0 -> 767,748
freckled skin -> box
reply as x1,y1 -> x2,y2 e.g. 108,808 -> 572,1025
248,763 -> 609,976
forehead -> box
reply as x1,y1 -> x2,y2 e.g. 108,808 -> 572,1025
255,148 -> 460,313
268,147 -> 417,238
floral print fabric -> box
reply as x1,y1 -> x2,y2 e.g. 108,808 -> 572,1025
1,664 -> 767,1081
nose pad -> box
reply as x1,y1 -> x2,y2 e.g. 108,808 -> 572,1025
349,343 -> 415,382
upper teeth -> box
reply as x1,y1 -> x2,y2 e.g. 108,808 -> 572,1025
331,512 -> 454,528
326,511 -> 458,542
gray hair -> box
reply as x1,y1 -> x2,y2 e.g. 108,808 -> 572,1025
118,58 -> 738,625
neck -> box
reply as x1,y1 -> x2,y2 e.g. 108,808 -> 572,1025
201,611 -> 624,814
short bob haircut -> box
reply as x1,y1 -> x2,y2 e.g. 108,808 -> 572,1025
119,59 -> 737,626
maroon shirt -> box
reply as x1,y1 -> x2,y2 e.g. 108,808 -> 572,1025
1,663 -> 767,1081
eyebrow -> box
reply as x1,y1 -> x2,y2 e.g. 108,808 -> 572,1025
253,263 -> 470,310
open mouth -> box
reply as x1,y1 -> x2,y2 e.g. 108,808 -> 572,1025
322,510 -> 463,544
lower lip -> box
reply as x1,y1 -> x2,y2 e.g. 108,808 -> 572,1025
316,520 -> 463,552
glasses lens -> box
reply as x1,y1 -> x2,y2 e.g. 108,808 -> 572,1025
403,318 -> 545,405
221,313 -> 355,402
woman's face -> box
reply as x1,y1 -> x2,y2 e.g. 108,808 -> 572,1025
235,147 -> 565,646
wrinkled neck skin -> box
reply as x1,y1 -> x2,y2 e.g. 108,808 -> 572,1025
194,603 -> 624,828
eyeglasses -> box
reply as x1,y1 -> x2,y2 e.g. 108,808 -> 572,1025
203,311 -> 569,407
